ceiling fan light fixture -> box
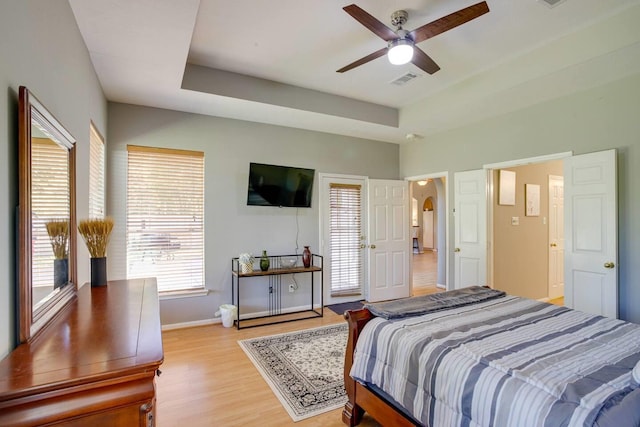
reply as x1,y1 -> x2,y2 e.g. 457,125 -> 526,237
388,39 -> 414,65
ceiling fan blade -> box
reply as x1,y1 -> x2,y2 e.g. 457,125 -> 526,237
411,48 -> 440,75
409,1 -> 490,44
337,47 -> 388,73
343,4 -> 397,42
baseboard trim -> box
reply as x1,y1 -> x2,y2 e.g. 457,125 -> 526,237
538,297 -> 550,302
162,318 -> 218,331
239,304 -> 323,320
161,303 -> 323,331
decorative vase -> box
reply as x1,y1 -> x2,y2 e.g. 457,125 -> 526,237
91,257 -> 107,287
240,262 -> 253,274
53,258 -> 68,289
302,246 -> 311,268
260,250 -> 270,271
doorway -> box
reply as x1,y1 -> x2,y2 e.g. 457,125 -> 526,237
456,149 -> 617,318
407,174 -> 448,295
487,158 -> 565,301
320,174 -> 413,304
319,174 -> 366,306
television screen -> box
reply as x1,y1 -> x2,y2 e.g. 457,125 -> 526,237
247,163 -> 315,208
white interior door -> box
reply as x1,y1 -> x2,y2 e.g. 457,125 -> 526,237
454,170 -> 487,289
548,175 -> 564,300
367,179 -> 410,302
564,149 -> 617,318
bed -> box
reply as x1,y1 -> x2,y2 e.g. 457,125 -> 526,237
342,286 -> 640,427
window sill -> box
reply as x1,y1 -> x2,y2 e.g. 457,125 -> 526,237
159,288 -> 210,300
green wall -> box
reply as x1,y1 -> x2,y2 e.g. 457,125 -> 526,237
401,72 -> 640,323
0,0 -> 107,357
106,103 -> 399,326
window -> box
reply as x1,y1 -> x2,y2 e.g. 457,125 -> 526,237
89,123 -> 105,218
126,145 -> 205,293
32,137 -> 69,291
329,183 -> 362,296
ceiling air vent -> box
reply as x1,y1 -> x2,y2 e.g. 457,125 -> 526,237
538,0 -> 567,8
390,72 -> 420,86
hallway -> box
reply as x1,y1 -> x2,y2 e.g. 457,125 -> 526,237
412,250 -> 438,290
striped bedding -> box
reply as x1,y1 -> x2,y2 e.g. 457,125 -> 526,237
350,295 -> 640,427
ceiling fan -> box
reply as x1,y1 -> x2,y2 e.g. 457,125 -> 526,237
337,2 -> 490,74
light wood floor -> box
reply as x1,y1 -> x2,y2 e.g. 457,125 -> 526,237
157,310 -> 382,427
549,296 -> 564,306
412,250 -> 437,288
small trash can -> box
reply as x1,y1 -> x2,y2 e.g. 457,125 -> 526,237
218,304 -> 237,328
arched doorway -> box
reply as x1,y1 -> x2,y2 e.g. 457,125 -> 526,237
410,178 -> 444,292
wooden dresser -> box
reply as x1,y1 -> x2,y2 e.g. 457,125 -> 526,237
0,278 -> 164,426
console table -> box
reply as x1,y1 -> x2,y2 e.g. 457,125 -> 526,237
231,254 -> 323,329
0,278 -> 163,426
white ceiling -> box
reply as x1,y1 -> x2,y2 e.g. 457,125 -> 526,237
69,0 -> 640,144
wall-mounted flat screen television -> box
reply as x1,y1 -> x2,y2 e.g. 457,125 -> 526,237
247,162 -> 315,208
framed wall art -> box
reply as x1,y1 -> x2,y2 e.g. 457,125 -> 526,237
499,170 -> 516,206
526,184 -> 540,216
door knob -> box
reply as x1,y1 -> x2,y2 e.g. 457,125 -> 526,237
550,243 -> 557,247
454,248 -> 461,252
360,244 -> 366,249
370,244 -> 376,249
604,262 -> 615,269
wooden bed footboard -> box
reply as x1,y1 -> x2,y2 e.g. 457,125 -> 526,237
342,308 -> 374,426
342,309 -> 418,427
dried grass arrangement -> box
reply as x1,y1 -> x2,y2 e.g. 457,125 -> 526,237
78,217 -> 114,258
45,219 -> 69,259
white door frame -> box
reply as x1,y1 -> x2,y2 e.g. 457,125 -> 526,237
318,173 -> 368,305
484,152 -> 573,287
405,172 -> 449,290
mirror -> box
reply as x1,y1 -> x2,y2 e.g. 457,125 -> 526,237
18,86 -> 77,343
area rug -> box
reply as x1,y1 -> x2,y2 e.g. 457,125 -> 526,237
238,323 -> 348,422
326,300 -> 364,316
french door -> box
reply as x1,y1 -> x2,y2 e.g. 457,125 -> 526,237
319,174 -> 366,305
320,175 -> 411,304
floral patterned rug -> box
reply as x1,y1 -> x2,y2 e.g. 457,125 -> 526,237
238,323 -> 348,422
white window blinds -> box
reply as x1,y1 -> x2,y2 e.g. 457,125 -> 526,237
89,123 -> 105,218
329,183 -> 362,297
126,145 -> 205,293
32,138 -> 70,290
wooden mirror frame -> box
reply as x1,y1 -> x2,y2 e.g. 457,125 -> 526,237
18,86 -> 77,343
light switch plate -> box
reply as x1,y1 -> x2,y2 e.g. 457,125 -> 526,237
511,217 -> 519,226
